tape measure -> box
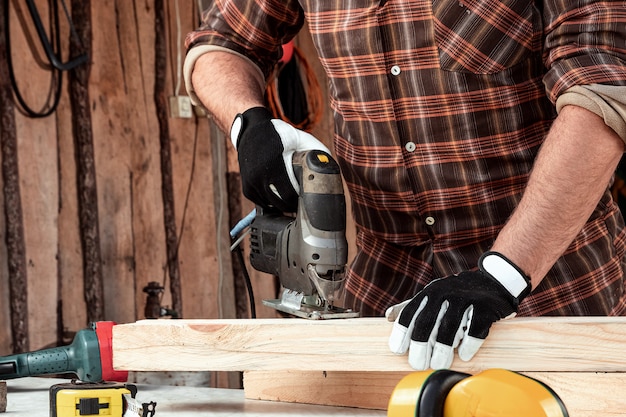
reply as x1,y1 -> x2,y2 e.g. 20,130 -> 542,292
50,381 -> 156,417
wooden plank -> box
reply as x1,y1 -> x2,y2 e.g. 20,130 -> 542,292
19,117 -> 60,348
0,0 -> 253,357
56,39 -> 86,334
13,0 -> 59,351
243,370 -> 626,416
114,0 -> 166,322
88,0 -> 136,325
0,0 -> 24,356
524,372 -> 626,417
112,317 -> 626,372
0,243 -> 10,355
244,371 -> 406,410
0,380 -> 5,412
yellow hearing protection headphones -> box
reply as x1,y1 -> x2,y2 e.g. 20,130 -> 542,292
387,369 -> 569,417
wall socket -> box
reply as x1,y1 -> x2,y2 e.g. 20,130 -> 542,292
169,95 -> 193,119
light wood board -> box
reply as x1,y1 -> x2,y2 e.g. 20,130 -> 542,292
113,317 -> 626,414
112,317 -> 626,372
243,370 -> 626,416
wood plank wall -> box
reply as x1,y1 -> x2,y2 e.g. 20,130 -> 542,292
0,0 -> 345,376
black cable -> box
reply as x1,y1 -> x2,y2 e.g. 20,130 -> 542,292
4,0 -> 62,117
233,243 -> 256,319
24,0 -> 87,71
4,0 -> 87,118
158,115 -> 201,315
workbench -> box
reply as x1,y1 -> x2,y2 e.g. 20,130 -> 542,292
2,377 -> 386,416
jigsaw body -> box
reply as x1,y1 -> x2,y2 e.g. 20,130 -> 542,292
249,150 -> 358,319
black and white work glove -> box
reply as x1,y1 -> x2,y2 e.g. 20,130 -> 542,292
230,107 -> 330,213
387,251 -> 532,370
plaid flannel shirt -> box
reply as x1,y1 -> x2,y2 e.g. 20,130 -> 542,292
186,0 -> 626,316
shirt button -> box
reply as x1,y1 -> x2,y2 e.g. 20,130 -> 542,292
390,65 -> 401,76
405,142 -> 416,152
425,216 -> 435,226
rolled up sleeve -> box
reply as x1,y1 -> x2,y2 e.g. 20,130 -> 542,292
184,0 -> 305,79
542,0 -> 626,103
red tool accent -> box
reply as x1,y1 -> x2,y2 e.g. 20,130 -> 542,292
280,41 -> 294,64
95,321 -> 128,382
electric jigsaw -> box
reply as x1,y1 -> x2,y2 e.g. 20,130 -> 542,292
248,149 -> 359,319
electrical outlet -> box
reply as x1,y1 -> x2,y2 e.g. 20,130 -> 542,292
169,95 -> 193,118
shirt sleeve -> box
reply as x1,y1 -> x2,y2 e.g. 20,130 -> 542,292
184,0 -> 305,79
557,84 -> 626,143
542,0 -> 626,103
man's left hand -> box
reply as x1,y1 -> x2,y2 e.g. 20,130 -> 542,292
387,251 -> 532,370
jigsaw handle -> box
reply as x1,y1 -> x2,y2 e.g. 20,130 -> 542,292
293,150 -> 346,233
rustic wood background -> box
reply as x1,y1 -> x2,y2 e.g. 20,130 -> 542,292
0,0 -> 348,384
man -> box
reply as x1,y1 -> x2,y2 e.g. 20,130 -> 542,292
184,1 -> 626,370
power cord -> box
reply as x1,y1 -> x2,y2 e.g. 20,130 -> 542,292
266,43 -> 323,133
4,0 -> 87,118
158,117 -> 201,316
230,209 -> 257,319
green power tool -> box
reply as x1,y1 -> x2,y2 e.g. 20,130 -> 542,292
0,321 -> 127,383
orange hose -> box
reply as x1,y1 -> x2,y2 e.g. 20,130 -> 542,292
266,45 -> 324,133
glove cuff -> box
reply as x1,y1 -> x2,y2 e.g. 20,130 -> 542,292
479,251 -> 531,302
230,107 -> 274,148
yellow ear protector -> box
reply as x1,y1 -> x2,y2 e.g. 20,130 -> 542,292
387,369 -> 569,417
387,370 -> 470,417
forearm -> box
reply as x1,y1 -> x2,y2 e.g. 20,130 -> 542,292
492,105 -> 625,287
190,51 -> 266,133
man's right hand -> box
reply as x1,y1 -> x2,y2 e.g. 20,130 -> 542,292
230,107 -> 331,212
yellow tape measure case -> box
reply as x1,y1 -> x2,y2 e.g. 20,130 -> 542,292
50,381 -> 137,417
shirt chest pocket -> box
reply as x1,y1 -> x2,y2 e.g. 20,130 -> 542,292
432,0 -> 541,74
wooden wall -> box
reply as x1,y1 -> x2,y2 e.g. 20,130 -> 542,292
0,0 -> 343,369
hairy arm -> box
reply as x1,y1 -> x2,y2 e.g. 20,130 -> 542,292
492,105 -> 625,287
191,51 -> 266,133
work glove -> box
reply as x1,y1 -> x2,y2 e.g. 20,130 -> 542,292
387,251 -> 531,370
230,107 -> 331,213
